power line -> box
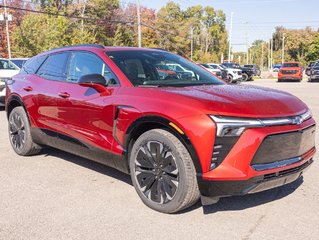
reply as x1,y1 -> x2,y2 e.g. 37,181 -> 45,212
0,5 -> 134,24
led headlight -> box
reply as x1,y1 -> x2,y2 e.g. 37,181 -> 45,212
210,110 -> 312,137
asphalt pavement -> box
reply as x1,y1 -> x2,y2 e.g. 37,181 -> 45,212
0,79 -> 318,240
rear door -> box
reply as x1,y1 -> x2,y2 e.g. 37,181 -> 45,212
34,52 -> 70,135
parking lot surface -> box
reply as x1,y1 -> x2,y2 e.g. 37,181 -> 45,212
0,79 -> 318,240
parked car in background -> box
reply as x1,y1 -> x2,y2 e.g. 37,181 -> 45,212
243,64 -> 261,76
6,44 -> 316,213
278,62 -> 303,82
155,64 -> 178,80
0,58 -> 20,106
207,63 -> 228,81
167,63 -> 194,78
198,63 -> 222,78
305,61 -> 317,76
10,58 -> 29,69
222,62 -> 254,81
273,64 -> 282,72
309,61 -> 319,82
211,63 -> 242,83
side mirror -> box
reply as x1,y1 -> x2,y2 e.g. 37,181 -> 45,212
78,74 -> 109,93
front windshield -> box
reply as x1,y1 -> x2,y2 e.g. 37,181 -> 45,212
282,63 -> 299,68
0,59 -> 19,70
106,50 -> 224,87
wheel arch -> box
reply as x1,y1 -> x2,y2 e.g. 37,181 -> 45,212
6,95 -> 29,121
124,115 -> 202,174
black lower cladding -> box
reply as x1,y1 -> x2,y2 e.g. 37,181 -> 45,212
0,96 -> 5,104
31,128 -> 129,173
252,125 -> 316,165
198,159 -> 313,198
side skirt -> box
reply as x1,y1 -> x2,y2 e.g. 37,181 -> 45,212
31,128 -> 129,174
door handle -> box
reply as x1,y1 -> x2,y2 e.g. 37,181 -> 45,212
58,92 -> 70,99
23,86 -> 33,92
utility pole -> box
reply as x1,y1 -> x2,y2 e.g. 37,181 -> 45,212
81,0 -> 87,35
136,0 -> 142,48
261,42 -> 264,71
245,22 -> 248,64
190,27 -> 193,60
268,40 -> 270,70
281,33 -> 285,64
228,12 -> 234,63
4,0 -> 11,58
270,31 -> 274,71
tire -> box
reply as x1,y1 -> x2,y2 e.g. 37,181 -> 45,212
129,129 -> 200,213
8,106 -> 41,156
278,79 -> 282,82
227,74 -> 233,83
241,73 -> 248,81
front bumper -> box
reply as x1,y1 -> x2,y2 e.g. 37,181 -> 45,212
199,159 -> 313,198
310,75 -> 319,81
198,118 -> 316,199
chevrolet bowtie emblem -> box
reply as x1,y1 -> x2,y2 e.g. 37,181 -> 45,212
291,116 -> 302,125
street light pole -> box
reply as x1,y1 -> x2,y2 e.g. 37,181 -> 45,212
4,0 -> 11,58
228,12 -> 234,63
281,33 -> 285,64
190,27 -> 193,60
136,0 -> 142,48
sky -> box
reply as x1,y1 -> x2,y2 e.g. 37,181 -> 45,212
136,0 -> 319,52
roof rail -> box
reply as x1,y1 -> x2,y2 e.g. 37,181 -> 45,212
69,44 -> 105,49
48,44 -> 105,52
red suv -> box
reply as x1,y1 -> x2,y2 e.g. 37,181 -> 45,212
278,62 -> 303,82
6,45 -> 316,213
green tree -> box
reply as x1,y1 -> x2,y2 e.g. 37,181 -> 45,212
12,14 -> 95,57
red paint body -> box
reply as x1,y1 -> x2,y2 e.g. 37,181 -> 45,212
6,46 -> 316,192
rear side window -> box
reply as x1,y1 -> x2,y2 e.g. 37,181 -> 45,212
37,53 -> 69,81
21,55 -> 47,74
66,51 -> 118,85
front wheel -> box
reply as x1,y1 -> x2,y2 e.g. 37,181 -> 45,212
129,129 -> 200,213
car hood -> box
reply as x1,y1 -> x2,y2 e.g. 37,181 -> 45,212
0,70 -> 20,78
159,84 -> 307,118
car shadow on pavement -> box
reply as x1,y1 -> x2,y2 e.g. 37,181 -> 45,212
38,147 -> 304,215
41,148 -> 132,185
199,177 -> 303,215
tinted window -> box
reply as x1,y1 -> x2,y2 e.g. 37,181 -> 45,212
0,59 -> 19,70
106,50 -> 223,87
21,56 -> 46,74
11,59 -> 27,68
282,63 -> 299,68
37,53 -> 69,81
67,51 -> 118,85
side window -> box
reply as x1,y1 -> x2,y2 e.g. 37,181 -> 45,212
21,55 -> 47,74
37,53 -> 69,81
67,52 -> 118,85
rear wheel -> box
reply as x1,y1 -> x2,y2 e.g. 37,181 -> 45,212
129,129 -> 200,213
241,73 -> 248,81
8,107 -> 41,156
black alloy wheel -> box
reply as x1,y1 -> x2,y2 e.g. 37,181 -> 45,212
134,141 -> 179,204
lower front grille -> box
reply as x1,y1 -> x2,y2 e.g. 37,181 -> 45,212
263,159 -> 313,181
252,126 -> 316,166
282,70 -> 297,74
